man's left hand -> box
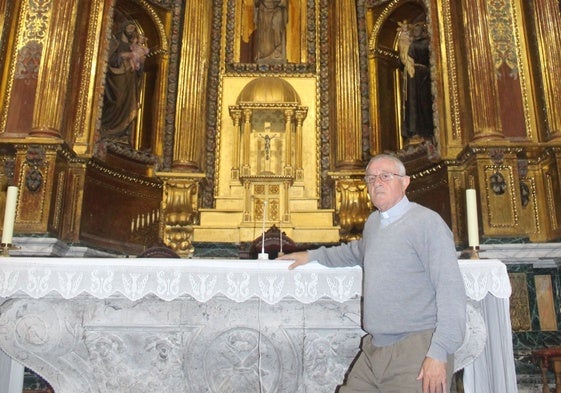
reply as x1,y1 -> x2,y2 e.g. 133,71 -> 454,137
416,357 -> 447,393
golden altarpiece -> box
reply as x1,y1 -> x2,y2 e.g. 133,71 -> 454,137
0,0 -> 560,258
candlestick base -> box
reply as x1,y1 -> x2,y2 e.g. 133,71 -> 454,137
0,243 -> 20,257
257,252 -> 269,260
459,246 -> 480,260
277,251 -> 284,257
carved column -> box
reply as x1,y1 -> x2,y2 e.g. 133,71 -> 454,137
295,109 -> 307,180
329,1 -> 362,169
461,0 -> 504,141
283,109 -> 293,176
29,1 -> 77,138
243,180 -> 251,222
527,0 -> 561,140
242,109 -> 252,176
229,108 -> 242,179
172,1 -> 212,170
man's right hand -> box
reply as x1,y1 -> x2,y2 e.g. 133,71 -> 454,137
276,251 -> 309,270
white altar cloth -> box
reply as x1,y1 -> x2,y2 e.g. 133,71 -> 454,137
0,258 -> 516,393
457,259 -> 517,393
0,258 -> 361,303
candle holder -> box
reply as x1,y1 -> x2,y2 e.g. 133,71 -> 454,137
0,243 -> 19,257
460,245 -> 480,260
257,252 -> 269,260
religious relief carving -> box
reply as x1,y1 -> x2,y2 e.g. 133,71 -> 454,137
303,333 -> 351,392
204,327 -> 280,392
24,145 -> 46,192
490,172 -> 507,195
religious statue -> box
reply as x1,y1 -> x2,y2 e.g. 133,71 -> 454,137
397,20 -> 434,142
259,133 -> 277,160
254,0 -> 288,64
101,20 -> 149,144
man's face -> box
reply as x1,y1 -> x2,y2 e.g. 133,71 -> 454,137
365,158 -> 410,212
124,24 -> 136,40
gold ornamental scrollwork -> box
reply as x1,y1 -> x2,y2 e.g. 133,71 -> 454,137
330,173 -> 372,241
159,174 -> 205,257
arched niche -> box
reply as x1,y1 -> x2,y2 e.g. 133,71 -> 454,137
97,0 -> 170,157
229,77 -> 308,181
228,77 -> 308,224
367,1 -> 435,153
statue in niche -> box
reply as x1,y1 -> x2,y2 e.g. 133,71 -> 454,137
260,133 -> 277,160
101,20 -> 149,145
397,20 -> 434,144
254,0 -> 288,64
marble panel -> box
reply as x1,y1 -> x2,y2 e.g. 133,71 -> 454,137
0,294 -> 364,393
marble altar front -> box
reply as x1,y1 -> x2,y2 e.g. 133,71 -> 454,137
0,258 -> 363,393
0,257 -> 516,393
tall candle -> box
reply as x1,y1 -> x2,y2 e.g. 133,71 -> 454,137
466,189 -> 479,247
2,186 -> 18,245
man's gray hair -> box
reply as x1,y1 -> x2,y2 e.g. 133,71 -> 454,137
366,154 -> 407,176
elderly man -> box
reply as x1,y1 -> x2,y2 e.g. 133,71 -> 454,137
278,153 -> 466,393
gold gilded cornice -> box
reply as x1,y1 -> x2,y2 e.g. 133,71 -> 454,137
88,159 -> 163,190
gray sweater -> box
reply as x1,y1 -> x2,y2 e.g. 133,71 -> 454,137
308,202 -> 466,362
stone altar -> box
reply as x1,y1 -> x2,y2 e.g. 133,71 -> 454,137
0,257 -> 517,393
0,258 -> 363,393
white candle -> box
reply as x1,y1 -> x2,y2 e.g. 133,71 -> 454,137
2,186 -> 18,245
466,189 -> 479,247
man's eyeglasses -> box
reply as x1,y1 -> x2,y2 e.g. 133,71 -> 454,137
364,172 -> 404,184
